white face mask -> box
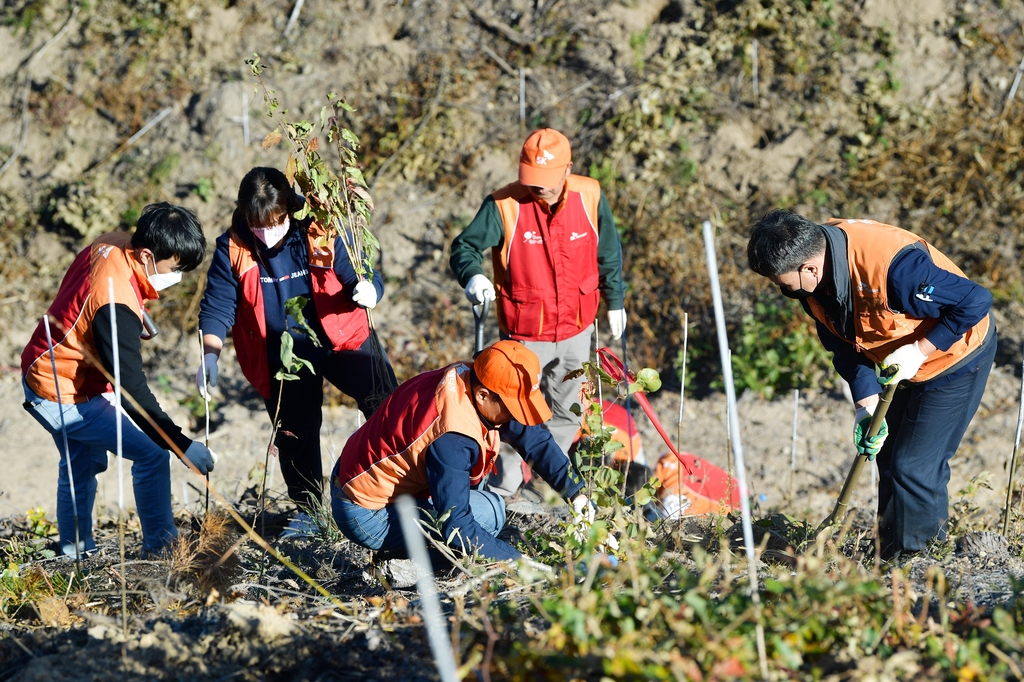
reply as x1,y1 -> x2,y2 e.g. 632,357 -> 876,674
251,216 -> 291,248
144,258 -> 182,292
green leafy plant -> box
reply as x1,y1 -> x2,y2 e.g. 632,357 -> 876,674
719,299 -> 835,399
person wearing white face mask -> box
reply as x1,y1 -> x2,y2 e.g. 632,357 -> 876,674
197,167 -> 398,536
21,203 -> 217,558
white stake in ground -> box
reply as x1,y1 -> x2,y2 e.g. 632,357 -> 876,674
198,327 -> 211,514
395,495 -> 458,682
42,315 -> 82,571
1002,345 -> 1024,536
790,389 -> 799,501
107,278 -> 128,633
701,219 -> 768,678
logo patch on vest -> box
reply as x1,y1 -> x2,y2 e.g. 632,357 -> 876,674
522,230 -> 544,245
569,231 -> 589,242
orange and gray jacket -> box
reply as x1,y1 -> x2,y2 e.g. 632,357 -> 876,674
805,219 -> 992,398
449,176 -> 624,342
21,233 -> 193,453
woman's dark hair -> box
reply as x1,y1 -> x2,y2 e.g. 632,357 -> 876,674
131,202 -> 206,272
236,167 -> 305,227
746,209 -> 826,277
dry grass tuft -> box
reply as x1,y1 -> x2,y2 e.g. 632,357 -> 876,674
168,511 -> 243,595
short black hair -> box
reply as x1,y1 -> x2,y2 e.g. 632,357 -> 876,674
237,167 -> 305,227
131,202 -> 206,271
747,209 -> 826,277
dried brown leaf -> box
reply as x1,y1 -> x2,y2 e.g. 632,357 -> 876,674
262,130 -> 283,150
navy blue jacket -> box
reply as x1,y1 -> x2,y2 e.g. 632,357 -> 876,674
199,220 -> 384,370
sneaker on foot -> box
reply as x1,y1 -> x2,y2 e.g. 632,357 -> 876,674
278,512 -> 318,539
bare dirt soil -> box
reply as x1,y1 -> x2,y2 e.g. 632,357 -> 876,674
2,0 -> 1024,679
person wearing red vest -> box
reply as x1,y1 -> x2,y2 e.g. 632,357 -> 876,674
449,128 -> 626,497
331,340 -> 587,562
197,168 -> 398,531
21,203 -> 216,557
747,209 -> 995,561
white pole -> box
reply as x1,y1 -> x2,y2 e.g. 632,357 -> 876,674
395,495 -> 459,682
790,389 -> 799,500
107,278 -> 128,634
701,219 -> 767,676
42,315 -> 82,567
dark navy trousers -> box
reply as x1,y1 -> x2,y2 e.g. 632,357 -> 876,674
265,333 -> 397,509
875,333 -> 996,558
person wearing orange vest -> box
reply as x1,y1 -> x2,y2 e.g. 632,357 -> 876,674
21,203 -> 216,557
747,209 -> 995,561
331,341 -> 588,561
197,168 -> 398,532
449,128 -> 625,497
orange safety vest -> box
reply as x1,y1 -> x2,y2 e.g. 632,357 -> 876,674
22,233 -> 155,403
227,221 -> 370,399
333,363 -> 500,510
491,175 -> 603,341
807,219 -> 990,383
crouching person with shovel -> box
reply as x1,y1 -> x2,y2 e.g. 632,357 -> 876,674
747,210 -> 995,562
21,203 -> 217,558
330,340 -> 592,579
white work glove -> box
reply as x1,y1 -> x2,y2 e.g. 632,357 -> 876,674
183,441 -> 218,475
607,309 -> 627,341
464,274 -> 495,305
878,340 -> 929,387
569,493 -> 596,544
351,280 -> 378,309
195,353 -> 219,399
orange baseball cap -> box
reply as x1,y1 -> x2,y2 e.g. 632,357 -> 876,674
474,340 -> 552,426
518,128 -> 572,189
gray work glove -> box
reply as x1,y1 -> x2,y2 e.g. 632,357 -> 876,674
184,441 -> 218,475
195,352 -> 219,399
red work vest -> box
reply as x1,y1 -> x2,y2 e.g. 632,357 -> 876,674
228,222 -> 370,399
807,219 -> 990,383
490,175 -> 603,341
22,233 -> 154,402
333,363 -> 500,510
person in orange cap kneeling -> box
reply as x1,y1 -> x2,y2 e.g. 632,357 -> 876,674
330,340 -> 589,562
449,128 -> 626,497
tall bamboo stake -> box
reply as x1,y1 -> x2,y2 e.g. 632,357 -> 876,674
676,313 -> 688,522
701,219 -> 767,678
107,279 -> 128,635
1002,347 -> 1024,536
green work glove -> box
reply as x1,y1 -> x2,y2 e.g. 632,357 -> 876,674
853,406 -> 888,460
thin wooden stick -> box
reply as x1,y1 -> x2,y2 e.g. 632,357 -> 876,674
1003,345 -> 1024,536
752,39 -> 759,101
107,279 -> 128,636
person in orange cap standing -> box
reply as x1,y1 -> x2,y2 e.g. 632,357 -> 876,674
330,341 -> 589,562
449,128 -> 626,497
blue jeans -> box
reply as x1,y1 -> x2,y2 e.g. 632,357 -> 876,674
332,491 -> 506,556
22,379 -> 177,553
